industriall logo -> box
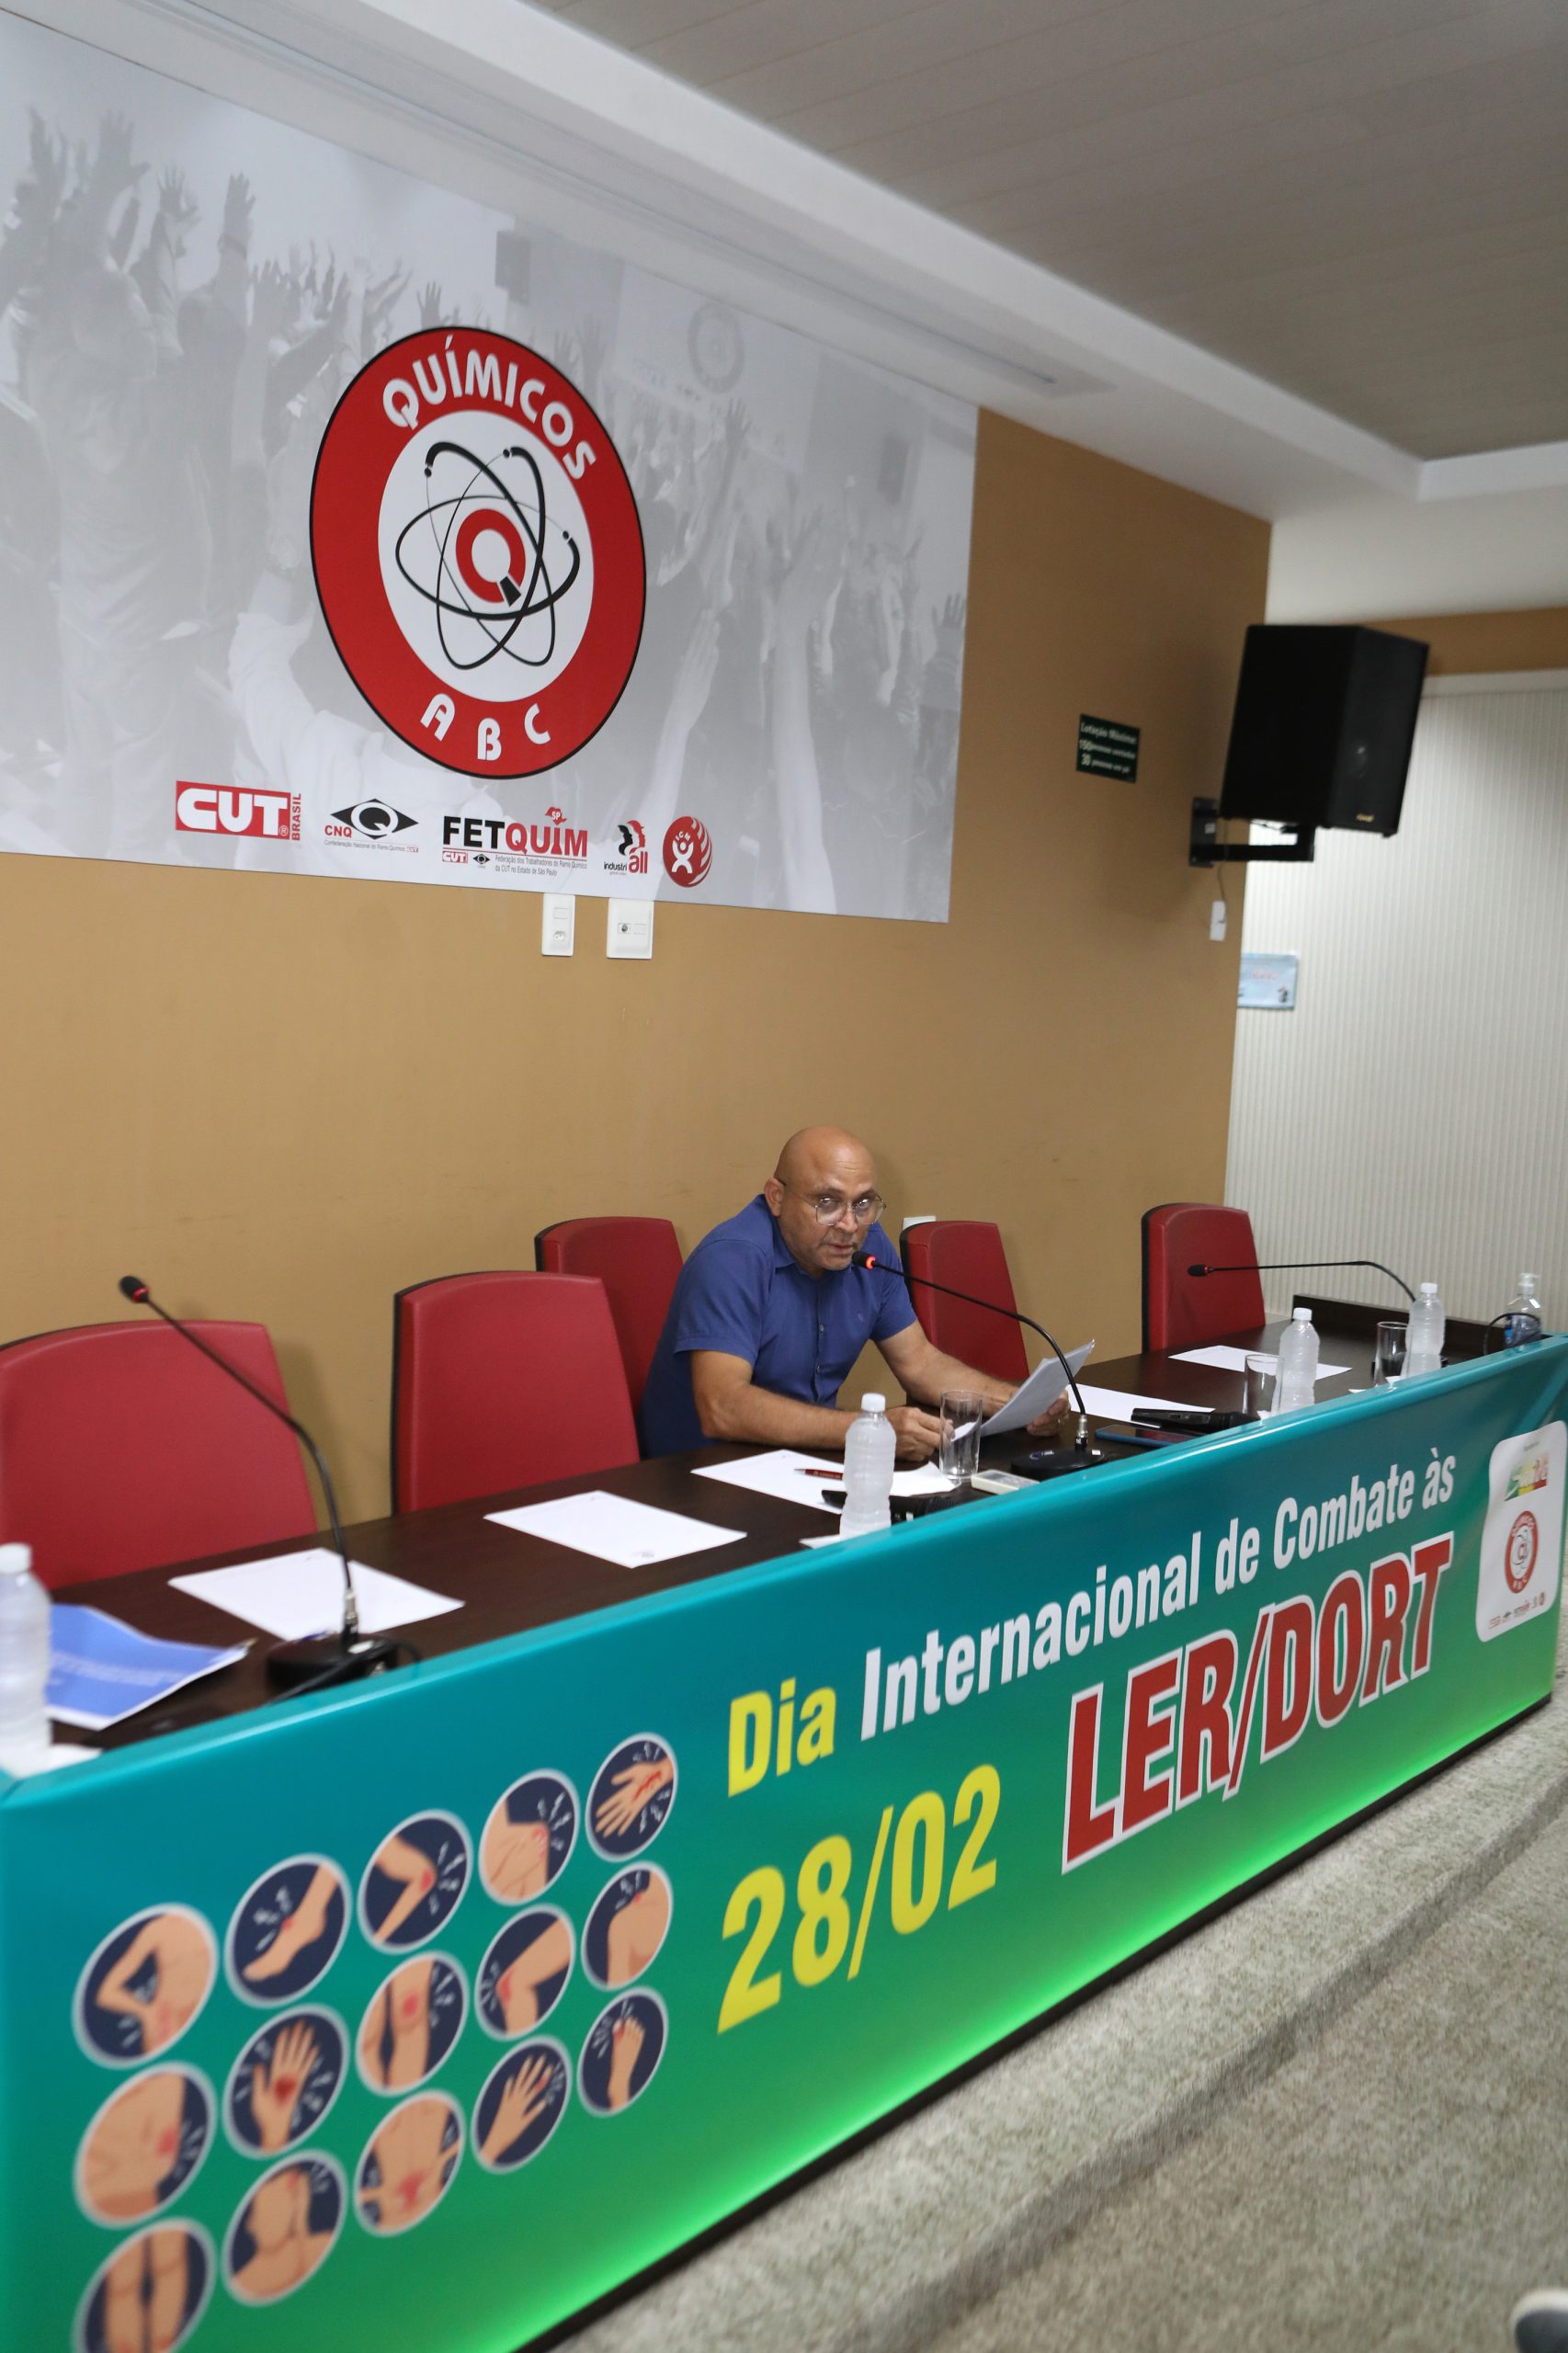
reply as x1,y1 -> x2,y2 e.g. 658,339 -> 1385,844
310,327 -> 645,783
603,818 -> 650,877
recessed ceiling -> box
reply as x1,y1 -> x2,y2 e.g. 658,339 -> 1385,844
531,0 -> 1568,461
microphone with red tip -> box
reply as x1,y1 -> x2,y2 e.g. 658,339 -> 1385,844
1186,1256 -> 1414,1301
851,1249 -> 1101,1473
117,1276 -> 405,1693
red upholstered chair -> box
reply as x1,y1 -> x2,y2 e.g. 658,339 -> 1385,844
1142,1204 -> 1265,1351
900,1222 -> 1028,1387
392,1271 -> 639,1513
0,1319 -> 317,1591
532,1217 -> 683,1418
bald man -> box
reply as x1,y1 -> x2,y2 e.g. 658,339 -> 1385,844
641,1128 -> 1062,1464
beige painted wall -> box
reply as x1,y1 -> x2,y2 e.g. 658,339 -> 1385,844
0,412 -> 1267,1519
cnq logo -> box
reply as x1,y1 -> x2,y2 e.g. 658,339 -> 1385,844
175,784 -> 299,839
324,800 -> 417,841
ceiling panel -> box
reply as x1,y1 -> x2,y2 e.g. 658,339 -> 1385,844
532,0 -> 1568,456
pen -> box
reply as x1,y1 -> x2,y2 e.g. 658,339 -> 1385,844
797,1468 -> 843,1480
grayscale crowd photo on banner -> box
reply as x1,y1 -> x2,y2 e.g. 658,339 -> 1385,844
0,13 -> 977,922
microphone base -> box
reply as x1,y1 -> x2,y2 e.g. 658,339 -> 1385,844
266,1632 -> 405,1691
1017,1445 -> 1105,1480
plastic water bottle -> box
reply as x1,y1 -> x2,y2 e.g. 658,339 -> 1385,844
0,1543 -> 51,1771
1503,1274 -> 1543,1347
840,1393 -> 896,1539
1275,1307 -> 1320,1412
1406,1281 -> 1446,1377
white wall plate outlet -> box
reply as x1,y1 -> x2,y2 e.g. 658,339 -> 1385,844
541,894 -> 575,954
608,902 -> 653,960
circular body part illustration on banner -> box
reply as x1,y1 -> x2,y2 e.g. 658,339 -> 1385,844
357,1954 -> 467,2092
583,1867 -> 672,1990
311,328 -> 645,780
74,1905 -> 217,2065
587,1733 -> 677,1859
74,2067 -> 213,2227
75,2222 -> 214,2353
477,1907 -> 574,2039
227,1856 -> 349,2005
356,2092 -> 463,2235
578,1990 -> 667,2117
223,2153 -> 346,2306
480,1768 -> 578,1902
224,2009 -> 347,2156
472,2039 -> 570,2174
359,1812 -> 472,1950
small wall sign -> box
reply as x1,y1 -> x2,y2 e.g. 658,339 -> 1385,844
1238,951 -> 1299,1009
1075,715 -> 1140,779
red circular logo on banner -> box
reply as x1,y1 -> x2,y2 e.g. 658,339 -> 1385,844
1505,1508 -> 1539,1593
663,816 -> 712,887
310,330 -> 644,779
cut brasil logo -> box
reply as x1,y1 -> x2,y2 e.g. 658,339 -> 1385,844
310,329 -> 645,781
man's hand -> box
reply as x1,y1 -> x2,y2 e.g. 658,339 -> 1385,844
887,1405 -> 942,1464
1026,1393 -> 1073,1437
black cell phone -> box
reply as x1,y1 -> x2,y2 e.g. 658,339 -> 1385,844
1131,1407 -> 1248,1432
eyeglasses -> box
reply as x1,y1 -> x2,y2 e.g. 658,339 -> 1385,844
779,1185 -> 885,1227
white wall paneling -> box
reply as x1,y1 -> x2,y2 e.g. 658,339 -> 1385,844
1225,675 -> 1568,1331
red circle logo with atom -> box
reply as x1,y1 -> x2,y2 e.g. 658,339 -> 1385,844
310,329 -> 643,780
1505,1508 -> 1540,1593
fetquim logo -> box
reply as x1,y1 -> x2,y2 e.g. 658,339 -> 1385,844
311,329 -> 645,782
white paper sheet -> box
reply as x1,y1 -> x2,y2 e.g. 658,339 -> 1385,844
170,1549 -> 461,1641
1074,1382 -> 1209,1420
487,1491 -> 746,1568
693,1449 -> 847,1515
1172,1345 -> 1349,1378
0,1741 -> 101,1777
981,1342 -> 1095,1437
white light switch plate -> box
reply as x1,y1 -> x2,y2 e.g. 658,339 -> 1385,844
541,894 -> 575,955
608,901 -> 654,960
1209,898 -> 1227,941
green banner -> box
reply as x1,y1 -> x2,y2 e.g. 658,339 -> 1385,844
4,1343 -> 1565,2351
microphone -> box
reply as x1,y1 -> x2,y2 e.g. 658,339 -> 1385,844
852,1249 -> 1102,1475
1186,1257 -> 1415,1302
117,1276 -> 405,1692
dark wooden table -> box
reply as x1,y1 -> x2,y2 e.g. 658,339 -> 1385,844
63,1322 -> 1369,1752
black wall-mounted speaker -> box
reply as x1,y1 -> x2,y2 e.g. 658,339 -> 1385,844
1219,624 -> 1428,836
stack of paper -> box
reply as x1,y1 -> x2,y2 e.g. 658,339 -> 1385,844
48,1604 -> 248,1731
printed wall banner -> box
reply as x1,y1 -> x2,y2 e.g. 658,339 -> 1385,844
0,13 -> 976,920
4,1342 -> 1567,2352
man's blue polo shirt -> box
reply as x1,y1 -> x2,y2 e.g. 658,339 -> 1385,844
641,1197 -> 917,1456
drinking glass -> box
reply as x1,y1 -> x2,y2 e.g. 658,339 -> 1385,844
1244,1353 -> 1276,1421
938,1391 -> 985,1483
1373,1321 -> 1408,1387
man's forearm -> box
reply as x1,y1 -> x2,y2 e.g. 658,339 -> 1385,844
698,1381 -> 856,1452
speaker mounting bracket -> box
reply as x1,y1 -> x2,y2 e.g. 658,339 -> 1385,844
1189,798 -> 1317,868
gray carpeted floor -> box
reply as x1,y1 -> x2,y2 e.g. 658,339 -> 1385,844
570,1615 -> 1568,2353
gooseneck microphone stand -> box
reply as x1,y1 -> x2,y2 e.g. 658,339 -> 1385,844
1187,1256 -> 1415,1302
118,1277 -> 407,1692
853,1250 -> 1102,1475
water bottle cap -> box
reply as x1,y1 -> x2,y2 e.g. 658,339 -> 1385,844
860,1393 -> 887,1413
1291,1307 -> 1312,1322
0,1543 -> 33,1574
1520,1274 -> 1538,1289
1418,1281 -> 1438,1297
